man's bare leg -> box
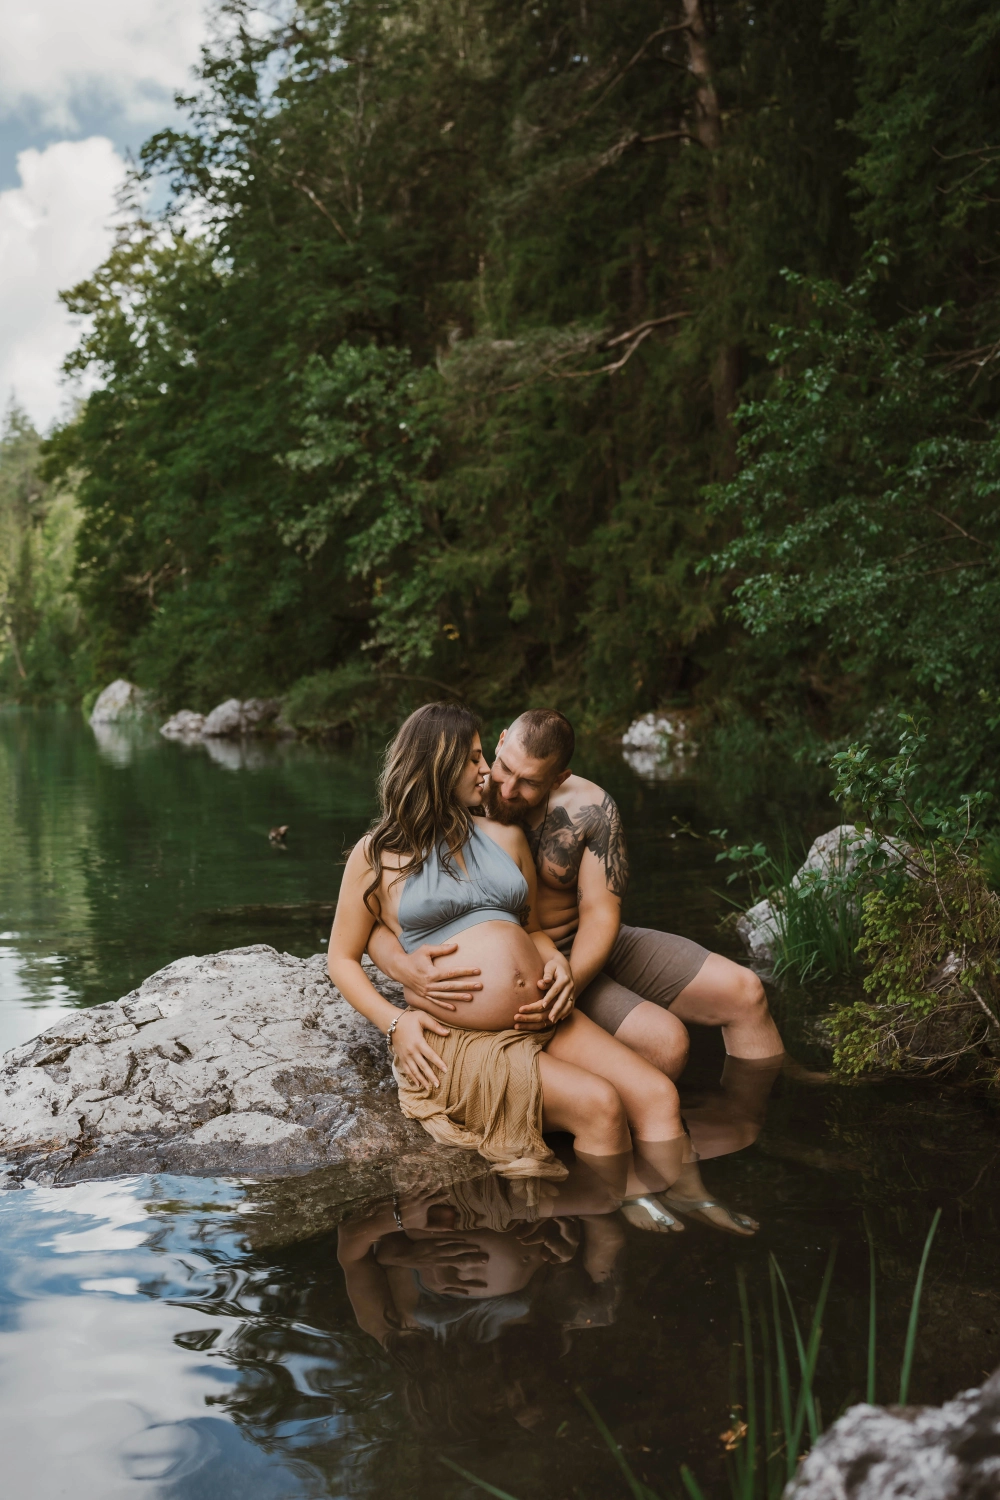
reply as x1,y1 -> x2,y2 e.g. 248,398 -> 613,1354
668,954 -> 782,1059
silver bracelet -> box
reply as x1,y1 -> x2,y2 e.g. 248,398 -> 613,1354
385,1011 -> 403,1051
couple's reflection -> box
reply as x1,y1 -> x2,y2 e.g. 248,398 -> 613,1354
334,1056 -> 779,1435
338,1165 -> 623,1435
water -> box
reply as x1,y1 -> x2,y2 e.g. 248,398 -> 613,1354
2,708 -> 1000,1499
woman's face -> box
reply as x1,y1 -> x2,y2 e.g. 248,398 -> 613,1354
456,736 -> 490,807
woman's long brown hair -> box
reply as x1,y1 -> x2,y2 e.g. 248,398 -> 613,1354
363,701 -> 481,913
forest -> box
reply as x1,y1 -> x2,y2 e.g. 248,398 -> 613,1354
2,0 -> 999,794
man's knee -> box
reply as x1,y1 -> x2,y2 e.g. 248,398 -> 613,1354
734,966 -> 767,1012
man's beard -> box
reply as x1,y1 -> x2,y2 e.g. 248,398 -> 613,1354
482,776 -> 531,825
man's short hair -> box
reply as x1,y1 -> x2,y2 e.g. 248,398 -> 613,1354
509,709 -> 575,772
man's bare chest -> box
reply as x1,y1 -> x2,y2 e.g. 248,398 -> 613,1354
526,806 -> 587,890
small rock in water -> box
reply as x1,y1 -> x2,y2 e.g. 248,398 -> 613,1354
621,711 -> 698,781
201,697 -> 283,737
90,680 -> 149,725
160,709 -> 206,741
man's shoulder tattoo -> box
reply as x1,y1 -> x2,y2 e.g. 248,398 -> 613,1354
530,791 -> 629,896
576,791 -> 629,898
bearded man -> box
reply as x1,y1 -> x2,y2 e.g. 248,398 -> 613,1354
366,708 -> 783,1081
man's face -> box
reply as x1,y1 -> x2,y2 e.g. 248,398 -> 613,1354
484,730 -> 561,823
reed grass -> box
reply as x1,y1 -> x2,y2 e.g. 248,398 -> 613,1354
439,1214 -> 942,1500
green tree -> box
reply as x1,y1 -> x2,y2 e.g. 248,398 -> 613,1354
0,405 -> 83,701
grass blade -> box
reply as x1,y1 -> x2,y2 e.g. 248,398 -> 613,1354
772,1246 -> 836,1453
736,1269 -> 757,1500
864,1213 -> 877,1405
898,1208 -> 942,1405
574,1384 -> 652,1500
439,1455 -> 523,1499
679,1465 -> 708,1500
769,1259 -> 795,1484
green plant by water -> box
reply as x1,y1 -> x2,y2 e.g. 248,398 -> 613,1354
440,1213 -> 941,1500
714,829 -> 862,985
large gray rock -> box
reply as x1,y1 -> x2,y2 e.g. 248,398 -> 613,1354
89,679 -> 149,724
786,1367 -> 1000,1498
0,946 -> 445,1187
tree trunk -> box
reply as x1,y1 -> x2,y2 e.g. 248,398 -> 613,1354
681,0 -> 739,475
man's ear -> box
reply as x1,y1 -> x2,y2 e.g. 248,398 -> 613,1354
552,768 -> 572,789
496,726 -> 508,755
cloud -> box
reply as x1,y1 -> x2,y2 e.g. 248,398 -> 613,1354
0,0 -> 208,137
0,138 -> 127,430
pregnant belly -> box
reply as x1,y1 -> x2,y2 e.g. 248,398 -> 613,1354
405,921 -> 545,1032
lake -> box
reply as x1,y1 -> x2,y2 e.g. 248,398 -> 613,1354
1,708 -> 999,1499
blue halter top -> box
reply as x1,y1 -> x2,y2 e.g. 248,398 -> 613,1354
397,822 -> 529,953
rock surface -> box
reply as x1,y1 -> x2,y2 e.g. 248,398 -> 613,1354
89,679 -> 149,724
786,1367 -> 1000,1498
0,946 -> 442,1187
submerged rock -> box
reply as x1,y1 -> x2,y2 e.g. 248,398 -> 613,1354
786,1366 -> 1000,1498
0,946 -> 446,1187
89,679 -> 149,724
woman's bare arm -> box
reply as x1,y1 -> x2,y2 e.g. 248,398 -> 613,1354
337,1205 -> 400,1343
327,841 -> 454,1089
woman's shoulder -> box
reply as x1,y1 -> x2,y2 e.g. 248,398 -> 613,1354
478,818 -> 530,860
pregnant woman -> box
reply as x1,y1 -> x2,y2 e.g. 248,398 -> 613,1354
328,702 -> 704,1230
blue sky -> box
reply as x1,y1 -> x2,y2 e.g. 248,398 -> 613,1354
0,0 -> 208,428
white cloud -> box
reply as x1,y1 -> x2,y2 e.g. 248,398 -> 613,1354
0,137 -> 127,429
0,0 -> 208,136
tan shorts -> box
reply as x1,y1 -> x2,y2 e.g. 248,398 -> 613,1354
570,925 -> 710,1037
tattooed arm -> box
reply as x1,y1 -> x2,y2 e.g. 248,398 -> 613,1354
569,792 -> 629,993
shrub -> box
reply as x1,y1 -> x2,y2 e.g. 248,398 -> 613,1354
828,719 -> 1000,1081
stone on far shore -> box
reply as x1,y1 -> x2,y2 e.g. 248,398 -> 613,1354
89,679 -> 149,724
0,946 -> 469,1189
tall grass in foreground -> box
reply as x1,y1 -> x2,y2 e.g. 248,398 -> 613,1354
441,1212 -> 942,1500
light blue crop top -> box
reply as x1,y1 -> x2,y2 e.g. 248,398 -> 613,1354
397,821 -> 529,953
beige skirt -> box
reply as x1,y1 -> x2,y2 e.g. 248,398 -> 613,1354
394,1022 -> 568,1181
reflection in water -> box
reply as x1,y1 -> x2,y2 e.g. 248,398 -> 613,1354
2,1066 -> 1000,1499
339,1166 -> 625,1438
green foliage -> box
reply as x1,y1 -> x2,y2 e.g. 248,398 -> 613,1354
0,405 -> 84,702
707,262 -> 1000,794
45,0 -> 860,715
827,719 -> 1000,1079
